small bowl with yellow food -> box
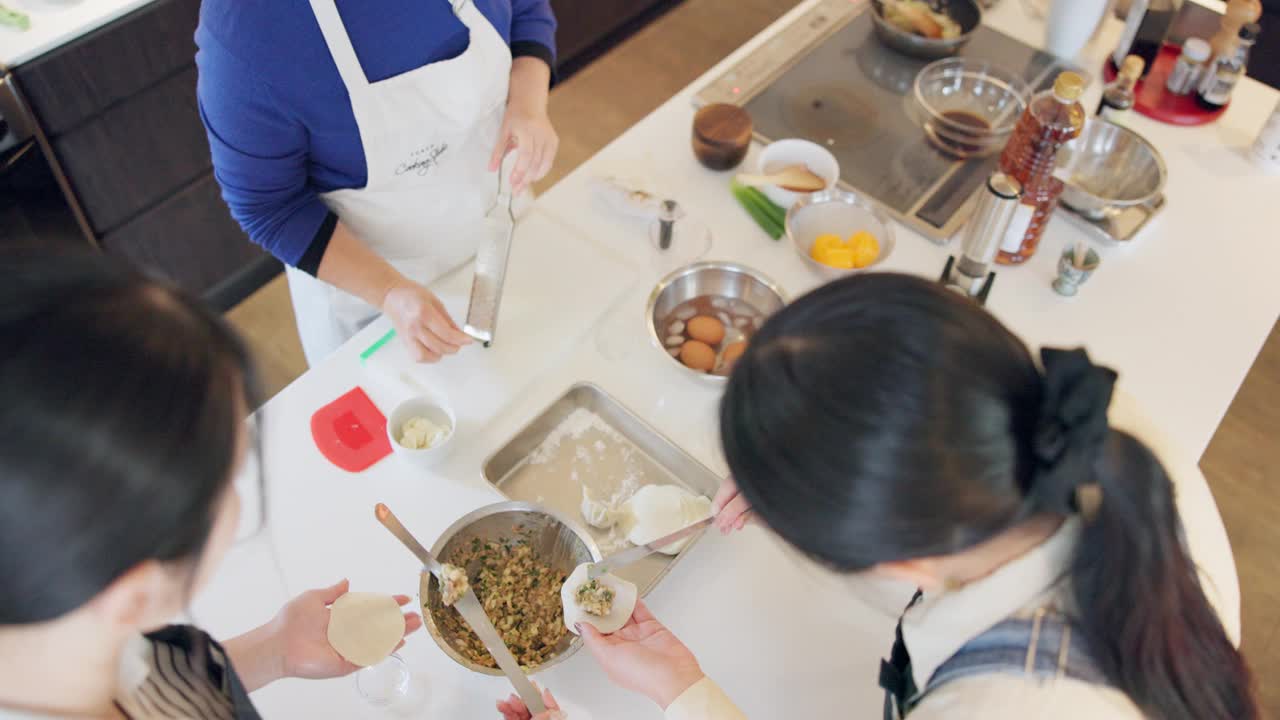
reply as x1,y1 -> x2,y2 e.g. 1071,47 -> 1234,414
787,189 -> 895,279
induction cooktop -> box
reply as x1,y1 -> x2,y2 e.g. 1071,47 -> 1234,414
696,0 -> 1078,241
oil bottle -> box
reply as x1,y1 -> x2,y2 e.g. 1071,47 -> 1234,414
996,72 -> 1086,265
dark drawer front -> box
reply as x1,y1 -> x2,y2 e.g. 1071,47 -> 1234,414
102,173 -> 263,295
53,66 -> 210,234
551,0 -> 668,67
13,0 -> 200,136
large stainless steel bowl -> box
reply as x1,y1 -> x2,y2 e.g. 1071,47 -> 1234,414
646,262 -> 787,384
871,0 -> 982,60
420,501 -> 601,676
1058,119 -> 1167,221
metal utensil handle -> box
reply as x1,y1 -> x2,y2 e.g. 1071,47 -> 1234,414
374,503 -> 444,576
589,516 -> 714,579
453,594 -> 548,714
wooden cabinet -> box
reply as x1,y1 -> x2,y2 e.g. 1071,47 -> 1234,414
102,174 -> 264,297
51,67 -> 211,234
10,0 -> 273,308
13,0 -> 199,136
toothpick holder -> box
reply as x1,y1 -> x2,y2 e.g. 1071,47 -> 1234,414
1053,248 -> 1101,296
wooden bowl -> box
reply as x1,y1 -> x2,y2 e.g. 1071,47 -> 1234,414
692,104 -> 752,171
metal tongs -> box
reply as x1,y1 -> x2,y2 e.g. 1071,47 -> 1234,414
463,152 -> 517,347
375,503 -> 546,714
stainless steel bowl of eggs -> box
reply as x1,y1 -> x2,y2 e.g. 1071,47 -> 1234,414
645,262 -> 788,383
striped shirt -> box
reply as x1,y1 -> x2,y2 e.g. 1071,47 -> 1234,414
0,626 -> 259,720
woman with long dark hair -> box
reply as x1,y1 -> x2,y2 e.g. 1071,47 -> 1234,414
579,273 -> 1258,719
0,253 -> 559,719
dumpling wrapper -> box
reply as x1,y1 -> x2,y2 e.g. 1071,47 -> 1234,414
562,563 -> 638,636
621,484 -> 713,555
581,488 -> 620,529
326,592 -> 405,667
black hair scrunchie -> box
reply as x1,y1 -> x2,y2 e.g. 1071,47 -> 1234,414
1030,347 -> 1117,515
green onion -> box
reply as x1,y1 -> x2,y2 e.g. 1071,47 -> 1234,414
731,181 -> 786,240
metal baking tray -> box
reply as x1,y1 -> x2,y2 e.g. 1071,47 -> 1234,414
482,383 -> 722,595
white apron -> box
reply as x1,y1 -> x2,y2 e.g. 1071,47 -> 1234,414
288,0 -> 512,365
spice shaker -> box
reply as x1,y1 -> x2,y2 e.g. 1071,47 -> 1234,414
1197,22 -> 1260,111
1165,38 -> 1211,96
1209,0 -> 1262,60
1251,99 -> 1280,174
1098,55 -> 1144,123
943,172 -> 1022,301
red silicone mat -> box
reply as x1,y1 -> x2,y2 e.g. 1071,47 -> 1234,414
1103,44 -> 1228,127
310,387 -> 391,472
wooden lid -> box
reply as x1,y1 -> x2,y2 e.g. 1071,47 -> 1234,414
693,103 -> 753,148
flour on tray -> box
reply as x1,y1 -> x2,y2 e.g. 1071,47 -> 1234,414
526,408 -> 646,554
528,408 -> 623,465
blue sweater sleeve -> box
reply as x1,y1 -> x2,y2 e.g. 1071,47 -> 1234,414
195,36 -> 330,270
509,0 -> 557,66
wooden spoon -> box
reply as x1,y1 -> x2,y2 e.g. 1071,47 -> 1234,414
735,164 -> 827,192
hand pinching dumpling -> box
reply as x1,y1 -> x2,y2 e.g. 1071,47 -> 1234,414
561,563 -> 638,636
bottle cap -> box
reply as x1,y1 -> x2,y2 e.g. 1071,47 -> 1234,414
1240,22 -> 1261,41
987,172 -> 1022,200
1053,72 -> 1086,101
1120,55 -> 1146,80
1182,37 -> 1211,63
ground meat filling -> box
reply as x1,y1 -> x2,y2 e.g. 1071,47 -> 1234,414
574,578 -> 615,617
439,563 -> 469,607
436,535 -> 568,669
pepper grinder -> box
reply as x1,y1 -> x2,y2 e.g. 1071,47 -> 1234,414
647,199 -> 711,272
1210,0 -> 1262,59
942,172 -> 1022,304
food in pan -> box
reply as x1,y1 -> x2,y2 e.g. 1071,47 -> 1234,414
881,0 -> 962,40
722,340 -> 749,369
679,340 -> 717,371
687,315 -> 727,345
562,563 -> 639,635
581,488 -> 621,529
437,536 -> 568,668
439,563 -> 470,606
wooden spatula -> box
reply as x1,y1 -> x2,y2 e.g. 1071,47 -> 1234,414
735,164 -> 827,192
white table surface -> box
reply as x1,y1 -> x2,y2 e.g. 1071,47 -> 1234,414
192,1 -> 1274,716
0,0 -> 156,69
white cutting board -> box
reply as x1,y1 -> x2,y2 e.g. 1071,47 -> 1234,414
357,205 -> 642,451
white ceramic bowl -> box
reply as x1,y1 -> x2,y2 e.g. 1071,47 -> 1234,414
786,189 -> 896,279
386,396 -> 456,468
756,139 -> 840,209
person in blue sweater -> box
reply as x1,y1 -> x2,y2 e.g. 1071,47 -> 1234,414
196,0 -> 559,365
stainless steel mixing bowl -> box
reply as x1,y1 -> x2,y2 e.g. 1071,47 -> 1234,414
1058,119 -> 1167,221
420,501 -> 601,676
646,262 -> 788,384
871,0 -> 982,60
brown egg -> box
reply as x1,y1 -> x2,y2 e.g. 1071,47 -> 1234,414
722,341 -> 748,369
687,315 -> 726,345
679,340 -> 717,372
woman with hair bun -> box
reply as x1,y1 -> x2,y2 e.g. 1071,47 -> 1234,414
579,273 -> 1258,720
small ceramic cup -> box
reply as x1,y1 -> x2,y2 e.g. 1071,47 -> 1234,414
756,139 -> 840,209
1053,248 -> 1100,296
386,395 -> 456,468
